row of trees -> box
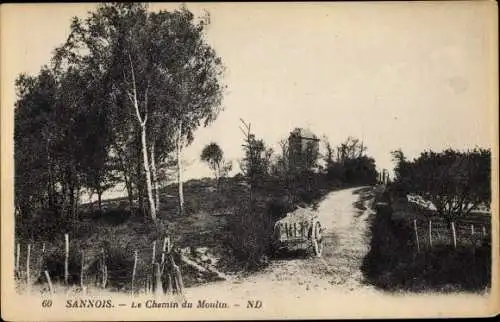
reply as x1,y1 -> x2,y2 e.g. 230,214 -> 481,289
15,3 -> 225,225
322,136 -> 378,186
228,123 -> 378,203
391,148 -> 491,218
220,124 -> 379,267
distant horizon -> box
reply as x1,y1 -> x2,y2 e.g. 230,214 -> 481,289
3,3 -> 495,185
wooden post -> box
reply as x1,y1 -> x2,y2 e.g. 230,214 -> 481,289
132,250 -> 138,295
26,244 -> 31,293
451,221 -> 457,249
152,241 -> 156,264
64,233 -> 69,285
172,259 -> 184,295
166,272 -> 173,295
471,224 -> 476,266
151,240 -> 157,293
161,237 -> 168,265
428,220 -> 433,248
40,242 -> 46,276
15,243 -> 20,278
154,263 -> 163,295
413,219 -> 420,252
44,270 -> 54,294
101,248 -> 107,288
80,250 -> 85,289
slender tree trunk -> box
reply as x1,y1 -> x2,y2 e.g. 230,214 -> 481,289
127,53 -> 156,223
140,124 -> 157,222
216,163 -> 221,189
116,145 -> 134,211
136,162 -> 145,218
74,186 -> 79,221
176,121 -> 184,216
69,183 -> 75,220
46,137 -> 56,210
125,179 -> 134,211
150,142 -> 160,212
97,190 -> 103,213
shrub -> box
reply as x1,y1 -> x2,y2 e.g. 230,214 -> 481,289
42,248 -> 82,285
224,203 -> 275,270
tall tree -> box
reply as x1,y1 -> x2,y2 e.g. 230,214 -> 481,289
52,3 -> 225,221
201,142 -> 223,177
239,119 -> 273,191
200,142 -> 231,186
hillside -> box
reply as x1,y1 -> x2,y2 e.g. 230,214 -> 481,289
15,175 -> 334,293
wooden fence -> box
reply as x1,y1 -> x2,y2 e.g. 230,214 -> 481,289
409,214 -> 490,253
14,234 -> 184,296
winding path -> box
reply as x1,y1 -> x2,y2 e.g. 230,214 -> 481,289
185,187 -> 379,300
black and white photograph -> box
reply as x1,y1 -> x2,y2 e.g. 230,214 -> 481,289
1,2 -> 498,320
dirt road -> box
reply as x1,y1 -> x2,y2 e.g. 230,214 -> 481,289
13,186 -> 491,320
185,186 -> 380,300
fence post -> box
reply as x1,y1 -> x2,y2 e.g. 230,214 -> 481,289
451,221 -> 457,249
172,256 -> 184,295
44,270 -> 54,294
166,272 -> 173,295
428,219 -> 432,248
154,263 -> 163,296
101,248 -> 107,288
80,250 -> 85,289
161,237 -> 168,265
64,233 -> 69,285
26,244 -> 31,293
40,242 -> 46,275
152,241 -> 156,264
413,219 -> 420,253
131,250 -> 138,295
15,243 -> 20,278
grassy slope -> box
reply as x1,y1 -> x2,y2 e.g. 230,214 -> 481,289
16,175 -> 334,292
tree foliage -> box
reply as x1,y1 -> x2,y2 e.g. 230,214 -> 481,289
239,119 -> 273,190
201,142 -> 232,184
321,136 -> 377,186
391,148 -> 491,218
15,3 -> 225,224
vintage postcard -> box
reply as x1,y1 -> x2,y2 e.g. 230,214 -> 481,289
1,1 -> 498,320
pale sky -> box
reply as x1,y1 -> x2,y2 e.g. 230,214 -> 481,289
2,2 -> 497,184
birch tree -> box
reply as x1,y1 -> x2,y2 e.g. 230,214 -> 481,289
51,3 -> 225,221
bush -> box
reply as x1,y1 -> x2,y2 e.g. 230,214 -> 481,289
42,248 -> 83,285
224,203 -> 275,270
